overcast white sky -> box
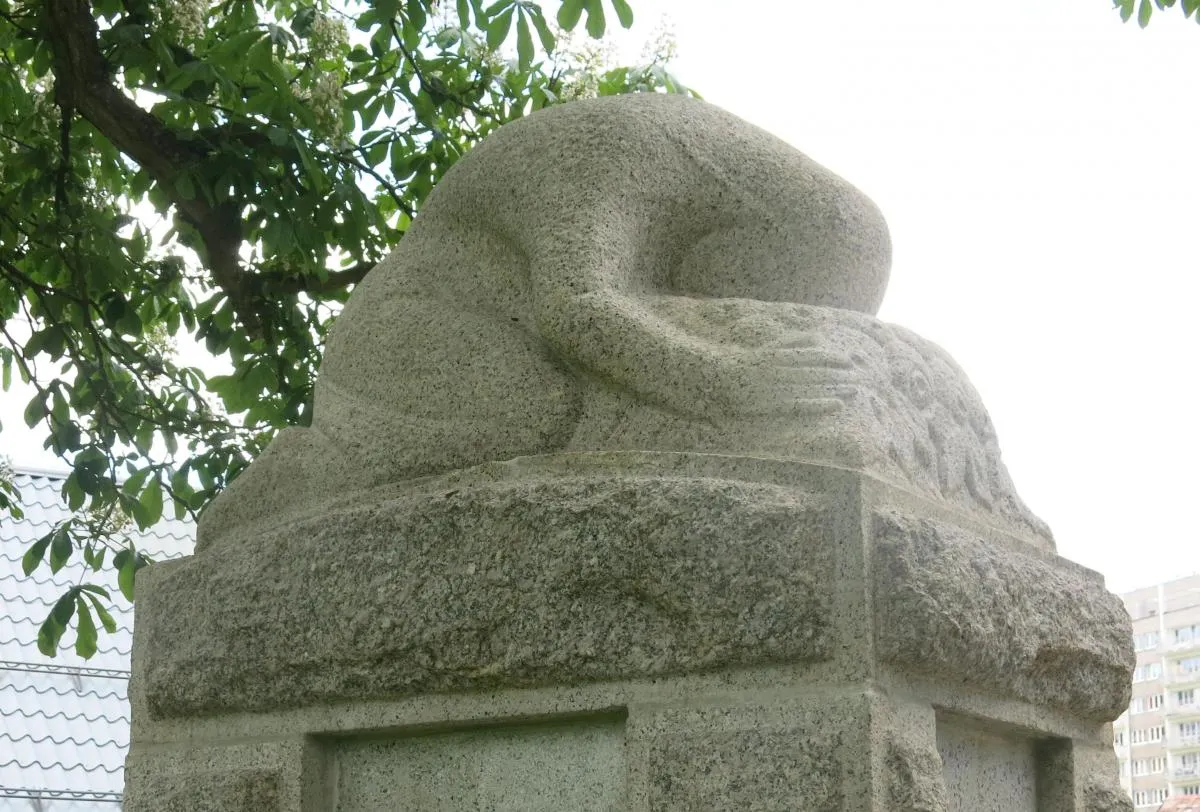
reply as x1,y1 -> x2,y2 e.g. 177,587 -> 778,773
2,0 -> 1196,591
611,0 -> 1199,592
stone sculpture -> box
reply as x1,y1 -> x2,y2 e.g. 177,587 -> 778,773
198,91 -> 1045,550
128,93 -> 1134,811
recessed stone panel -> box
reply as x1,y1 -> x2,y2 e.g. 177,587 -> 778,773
936,716 -> 1036,812
330,718 -> 625,811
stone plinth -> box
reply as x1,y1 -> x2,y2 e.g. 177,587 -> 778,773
126,453 -> 1131,811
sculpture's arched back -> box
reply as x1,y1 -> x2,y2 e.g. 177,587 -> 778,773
196,94 -> 1048,551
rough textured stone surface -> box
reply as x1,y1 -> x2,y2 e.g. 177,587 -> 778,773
128,92 -> 1135,810
142,463 -> 834,717
872,510 -> 1135,721
638,701 -> 865,811
331,718 -> 624,811
648,727 -> 844,811
123,769 -> 279,812
195,93 -> 1043,553
936,717 -> 1036,811
1084,784 -> 1136,812
887,734 -> 949,811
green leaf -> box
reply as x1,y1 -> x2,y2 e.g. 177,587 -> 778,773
584,0 -> 606,37
121,466 -> 154,497
48,526 -> 72,573
293,6 -> 317,37
609,0 -> 633,28
116,549 -> 138,602
1139,0 -> 1154,25
530,9 -> 556,52
37,616 -> 64,657
176,174 -> 196,201
85,593 -> 118,634
38,591 -> 77,657
139,478 -> 164,526
486,7 -> 514,49
557,0 -> 585,30
23,394 -> 47,428
74,597 -> 98,659
83,545 -> 107,571
434,26 -> 461,49
80,583 -> 112,599
21,531 -> 53,576
516,13 -> 534,71
456,0 -> 471,27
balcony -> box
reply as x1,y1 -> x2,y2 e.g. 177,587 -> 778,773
1169,702 -> 1200,720
1172,764 -> 1200,780
1170,637 -> 1200,655
1170,733 -> 1200,750
1169,670 -> 1200,687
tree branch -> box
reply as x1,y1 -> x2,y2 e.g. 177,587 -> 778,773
41,0 -> 263,335
264,261 -> 374,296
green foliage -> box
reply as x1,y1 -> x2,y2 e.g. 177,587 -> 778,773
1113,0 -> 1200,27
0,0 -> 692,656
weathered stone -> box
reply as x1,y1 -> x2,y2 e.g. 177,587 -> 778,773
128,93 -> 1135,811
887,733 -> 950,811
330,718 -> 625,811
1084,784 -> 1136,812
936,717 -> 1037,811
872,510 -> 1134,721
123,769 -> 279,812
142,458 -> 836,717
197,93 -> 1038,553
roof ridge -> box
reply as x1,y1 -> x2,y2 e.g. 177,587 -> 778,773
11,466 -> 70,479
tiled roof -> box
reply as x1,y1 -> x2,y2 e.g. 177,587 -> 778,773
1160,799 -> 1200,812
0,469 -> 194,810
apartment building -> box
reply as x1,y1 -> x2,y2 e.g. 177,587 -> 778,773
1113,574 -> 1200,810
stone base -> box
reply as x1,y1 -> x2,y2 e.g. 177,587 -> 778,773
125,670 -> 1127,811
127,453 -> 1133,811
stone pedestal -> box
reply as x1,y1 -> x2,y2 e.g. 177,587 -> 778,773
126,453 -> 1132,811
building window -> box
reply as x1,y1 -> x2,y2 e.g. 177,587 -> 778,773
1180,656 -> 1200,674
1175,624 -> 1200,645
1131,726 -> 1165,744
1131,694 -> 1162,713
1132,757 -> 1165,776
1180,785 -> 1200,797
1115,731 -> 1126,746
1134,789 -> 1168,806
1135,632 -> 1161,651
1177,689 -> 1197,707
1180,721 -> 1200,740
1134,664 -> 1163,682
1178,753 -> 1200,778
